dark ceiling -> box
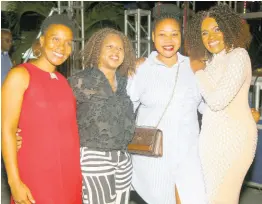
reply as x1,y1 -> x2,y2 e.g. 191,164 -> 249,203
122,1 -> 216,12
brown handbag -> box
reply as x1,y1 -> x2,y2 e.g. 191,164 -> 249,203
128,64 -> 180,157
128,127 -> 163,156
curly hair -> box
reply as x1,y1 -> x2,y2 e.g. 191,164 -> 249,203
185,4 -> 251,60
81,28 -> 136,77
40,14 -> 77,38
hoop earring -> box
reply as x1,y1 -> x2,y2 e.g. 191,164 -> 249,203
204,50 -> 208,61
34,49 -> 41,58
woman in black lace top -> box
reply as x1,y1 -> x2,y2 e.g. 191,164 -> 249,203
68,28 -> 136,204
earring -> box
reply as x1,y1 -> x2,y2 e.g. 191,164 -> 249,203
34,49 -> 41,58
204,50 -> 208,61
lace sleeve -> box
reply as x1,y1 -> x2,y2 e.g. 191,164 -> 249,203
195,48 -> 250,111
68,72 -> 99,105
68,75 -> 82,104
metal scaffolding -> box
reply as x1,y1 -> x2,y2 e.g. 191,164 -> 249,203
124,9 -> 151,58
58,1 -> 85,73
218,1 -> 238,12
175,1 -> 196,14
23,1 -> 85,76
23,7 -> 58,63
218,1 -> 262,19
124,2 -> 196,58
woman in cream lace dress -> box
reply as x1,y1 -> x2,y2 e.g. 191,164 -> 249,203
186,5 -> 258,204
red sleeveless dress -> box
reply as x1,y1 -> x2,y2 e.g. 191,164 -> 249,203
11,63 -> 82,204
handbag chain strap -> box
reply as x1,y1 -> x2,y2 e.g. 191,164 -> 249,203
135,63 -> 180,128
155,64 -> 180,128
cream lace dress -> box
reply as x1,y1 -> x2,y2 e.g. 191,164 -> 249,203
195,48 -> 258,204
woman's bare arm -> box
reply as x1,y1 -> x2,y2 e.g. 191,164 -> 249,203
1,66 -> 29,185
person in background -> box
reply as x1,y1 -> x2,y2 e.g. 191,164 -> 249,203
186,4 -> 258,203
1,29 -> 13,84
1,14 -> 82,204
1,28 -> 14,204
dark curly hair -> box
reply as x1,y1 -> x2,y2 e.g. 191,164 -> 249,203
81,28 -> 136,77
185,4 -> 251,60
40,14 -> 77,38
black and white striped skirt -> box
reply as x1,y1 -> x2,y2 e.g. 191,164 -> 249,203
80,147 -> 133,204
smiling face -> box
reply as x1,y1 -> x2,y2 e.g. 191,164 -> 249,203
98,34 -> 124,71
39,24 -> 73,66
1,31 -> 12,52
201,17 -> 225,54
152,18 -> 181,61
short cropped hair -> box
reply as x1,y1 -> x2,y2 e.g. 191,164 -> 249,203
40,14 -> 77,38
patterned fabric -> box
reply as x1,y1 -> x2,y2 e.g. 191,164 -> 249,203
68,68 -> 135,151
80,148 -> 132,204
195,48 -> 258,203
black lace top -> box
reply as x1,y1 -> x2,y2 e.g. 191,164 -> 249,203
68,68 -> 135,151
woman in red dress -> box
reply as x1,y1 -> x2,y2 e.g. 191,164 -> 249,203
1,14 -> 82,204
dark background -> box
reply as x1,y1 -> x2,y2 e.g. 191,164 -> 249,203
1,1 -> 261,70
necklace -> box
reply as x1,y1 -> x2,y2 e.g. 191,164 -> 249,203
50,72 -> 58,80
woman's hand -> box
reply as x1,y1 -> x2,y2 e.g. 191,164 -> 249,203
189,58 -> 206,73
16,128 -> 22,151
10,180 -> 35,204
251,108 -> 260,123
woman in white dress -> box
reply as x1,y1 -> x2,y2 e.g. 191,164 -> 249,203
127,13 -> 206,204
186,5 -> 258,203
